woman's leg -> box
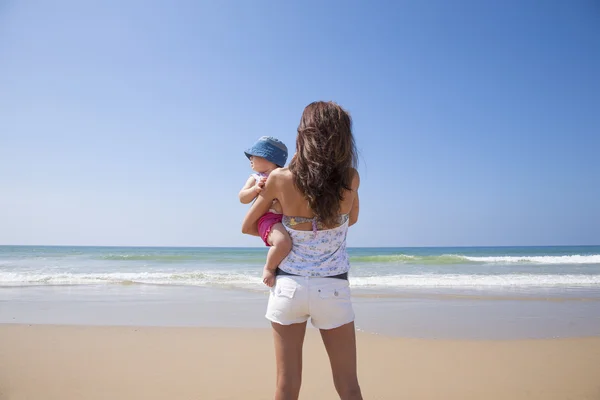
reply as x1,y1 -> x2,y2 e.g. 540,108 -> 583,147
272,321 -> 307,400
320,322 -> 363,400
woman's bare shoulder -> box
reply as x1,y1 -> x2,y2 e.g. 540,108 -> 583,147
270,167 -> 293,180
270,168 -> 300,203
265,167 -> 293,190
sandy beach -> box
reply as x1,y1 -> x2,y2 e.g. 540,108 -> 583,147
1,324 -> 599,400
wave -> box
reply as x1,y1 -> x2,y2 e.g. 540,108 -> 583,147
462,255 -> 600,264
0,271 -> 262,287
351,254 -> 465,264
2,271 -> 599,288
351,254 -> 600,265
9,252 -> 598,266
350,274 -> 600,287
100,255 -> 206,261
97,253 -> 265,263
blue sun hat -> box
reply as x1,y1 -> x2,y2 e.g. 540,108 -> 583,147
244,136 -> 288,167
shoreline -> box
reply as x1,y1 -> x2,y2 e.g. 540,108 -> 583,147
3,284 -> 600,340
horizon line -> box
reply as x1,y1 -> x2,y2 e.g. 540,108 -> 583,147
1,244 -> 599,249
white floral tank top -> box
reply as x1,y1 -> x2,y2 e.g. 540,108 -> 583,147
278,214 -> 350,277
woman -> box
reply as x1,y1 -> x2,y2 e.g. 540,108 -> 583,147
242,101 -> 362,400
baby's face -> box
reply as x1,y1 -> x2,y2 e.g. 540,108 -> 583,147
250,156 -> 274,173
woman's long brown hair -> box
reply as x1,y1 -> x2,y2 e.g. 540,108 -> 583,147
289,101 -> 358,227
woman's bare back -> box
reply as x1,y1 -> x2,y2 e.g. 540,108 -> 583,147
270,167 -> 360,231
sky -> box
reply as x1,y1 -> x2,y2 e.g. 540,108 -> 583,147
1,0 -> 599,247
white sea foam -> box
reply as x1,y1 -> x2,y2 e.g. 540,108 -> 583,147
462,255 -> 600,264
349,274 -> 600,287
0,271 -> 262,287
2,271 -> 599,288
350,254 -> 600,265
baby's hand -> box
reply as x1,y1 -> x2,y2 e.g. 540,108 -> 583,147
254,177 -> 267,194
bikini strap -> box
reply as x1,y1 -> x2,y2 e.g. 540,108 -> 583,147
285,216 -> 316,226
283,214 -> 349,233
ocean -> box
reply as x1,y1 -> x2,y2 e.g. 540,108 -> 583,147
1,245 -> 600,292
2,245 -> 600,338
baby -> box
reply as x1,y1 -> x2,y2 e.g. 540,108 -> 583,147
239,136 -> 292,287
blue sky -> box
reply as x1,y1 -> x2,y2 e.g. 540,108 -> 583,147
1,0 -> 599,247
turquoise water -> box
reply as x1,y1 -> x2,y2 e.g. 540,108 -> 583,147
2,245 -> 600,338
1,245 -> 599,293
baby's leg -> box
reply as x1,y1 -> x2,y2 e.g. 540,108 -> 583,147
262,223 -> 292,287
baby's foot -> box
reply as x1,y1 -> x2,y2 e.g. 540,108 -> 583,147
262,268 -> 276,287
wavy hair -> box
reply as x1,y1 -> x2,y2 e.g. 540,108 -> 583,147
289,101 -> 357,227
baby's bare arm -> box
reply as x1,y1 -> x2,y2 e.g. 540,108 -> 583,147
239,176 -> 258,204
239,175 -> 269,204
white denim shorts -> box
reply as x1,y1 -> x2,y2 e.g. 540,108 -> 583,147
265,275 -> 355,330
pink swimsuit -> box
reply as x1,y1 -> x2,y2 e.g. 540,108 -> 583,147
252,173 -> 282,246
